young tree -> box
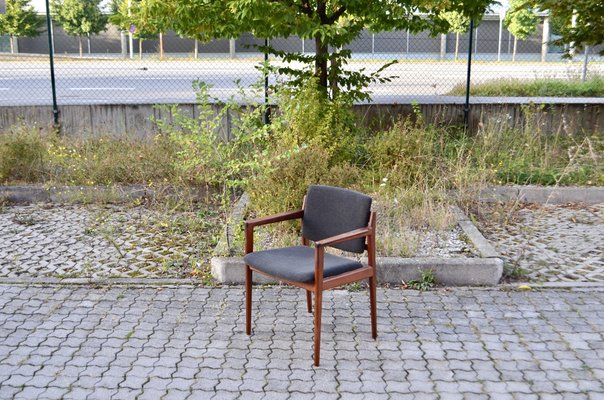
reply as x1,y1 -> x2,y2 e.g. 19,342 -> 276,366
528,0 -> 604,57
110,0 -> 168,59
51,0 -> 107,57
139,0 -> 493,100
0,0 -> 45,54
504,0 -> 539,62
440,11 -> 471,61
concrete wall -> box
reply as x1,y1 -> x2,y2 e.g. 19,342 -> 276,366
1,101 -> 601,138
13,17 -> 558,57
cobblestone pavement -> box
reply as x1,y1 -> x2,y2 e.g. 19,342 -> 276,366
0,204 -> 218,279
479,203 -> 604,283
2,284 -> 604,399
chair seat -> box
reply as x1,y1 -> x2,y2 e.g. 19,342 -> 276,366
243,246 -> 363,283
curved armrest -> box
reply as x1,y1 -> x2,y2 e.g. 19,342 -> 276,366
315,227 -> 372,248
245,210 -> 304,229
244,210 -> 304,254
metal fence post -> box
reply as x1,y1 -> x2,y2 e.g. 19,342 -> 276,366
44,0 -> 59,127
464,19 -> 474,132
264,38 -> 270,125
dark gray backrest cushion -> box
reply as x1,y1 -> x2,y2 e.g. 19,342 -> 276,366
302,185 -> 372,253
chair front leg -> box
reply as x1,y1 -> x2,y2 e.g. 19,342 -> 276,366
245,264 -> 252,335
313,246 -> 325,366
313,289 -> 323,367
369,275 -> 377,339
368,212 -> 378,339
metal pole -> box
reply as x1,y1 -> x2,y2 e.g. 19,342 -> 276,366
264,38 -> 270,125
372,33 -> 375,54
497,14 -> 503,61
581,46 -> 589,82
464,19 -> 474,132
128,0 -> 133,59
45,0 -> 59,127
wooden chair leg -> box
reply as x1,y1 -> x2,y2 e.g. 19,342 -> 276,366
306,290 -> 312,313
313,290 -> 323,366
369,276 -> 377,339
245,265 -> 252,335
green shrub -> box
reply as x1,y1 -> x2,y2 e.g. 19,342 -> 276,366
249,145 -> 362,216
155,81 -> 270,207
275,80 -> 365,165
246,79 -> 365,216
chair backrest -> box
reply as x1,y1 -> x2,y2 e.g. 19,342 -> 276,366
302,185 -> 372,254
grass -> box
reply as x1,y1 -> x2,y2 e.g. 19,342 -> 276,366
0,126 -> 178,186
406,269 -> 436,291
448,75 -> 604,97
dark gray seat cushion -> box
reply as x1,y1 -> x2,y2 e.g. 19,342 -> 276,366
244,246 -> 363,283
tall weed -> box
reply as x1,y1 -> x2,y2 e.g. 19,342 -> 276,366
0,126 -> 47,183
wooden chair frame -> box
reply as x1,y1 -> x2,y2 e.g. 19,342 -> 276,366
244,199 -> 377,366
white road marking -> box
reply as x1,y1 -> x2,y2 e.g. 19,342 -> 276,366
69,87 -> 136,90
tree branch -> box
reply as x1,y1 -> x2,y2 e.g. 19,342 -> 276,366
326,6 -> 346,24
267,0 -> 312,17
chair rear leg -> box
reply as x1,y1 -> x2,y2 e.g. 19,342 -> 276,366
306,290 -> 312,313
313,290 -> 323,366
245,265 -> 252,335
369,276 -> 377,339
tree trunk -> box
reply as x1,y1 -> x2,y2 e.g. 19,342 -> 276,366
455,33 -> 459,61
87,33 -> 91,54
79,36 -> 83,57
194,39 -> 198,59
513,36 -> 517,62
329,52 -> 340,98
159,32 -> 164,60
314,35 -> 328,93
9,35 -> 15,54
139,39 -> 143,60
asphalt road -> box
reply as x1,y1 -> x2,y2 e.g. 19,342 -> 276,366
0,58 -> 601,105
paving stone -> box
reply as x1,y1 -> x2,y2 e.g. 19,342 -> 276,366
3,284 -> 604,399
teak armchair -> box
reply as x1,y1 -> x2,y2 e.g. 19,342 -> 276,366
243,185 -> 377,366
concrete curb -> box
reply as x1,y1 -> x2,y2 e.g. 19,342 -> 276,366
0,185 -> 209,205
452,205 -> 500,258
3,277 -> 604,290
479,185 -> 604,205
211,256 -> 503,287
4,184 -> 602,205
0,277 -> 204,286
211,206 -> 504,287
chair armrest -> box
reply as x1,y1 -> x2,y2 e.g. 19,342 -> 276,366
315,227 -> 372,248
245,210 -> 304,229
244,210 -> 304,254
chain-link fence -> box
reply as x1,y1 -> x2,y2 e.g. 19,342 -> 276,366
1,10 -> 603,109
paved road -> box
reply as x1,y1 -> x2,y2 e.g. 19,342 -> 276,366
2,285 -> 604,399
1,58 -> 601,105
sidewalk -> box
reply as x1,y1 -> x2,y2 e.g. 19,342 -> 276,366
2,284 -> 604,399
